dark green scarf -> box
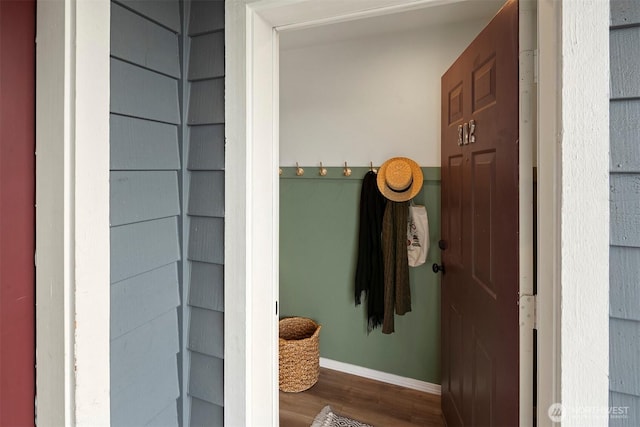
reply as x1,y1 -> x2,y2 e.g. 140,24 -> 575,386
381,200 -> 411,334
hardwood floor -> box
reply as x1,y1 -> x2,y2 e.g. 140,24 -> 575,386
279,368 -> 445,427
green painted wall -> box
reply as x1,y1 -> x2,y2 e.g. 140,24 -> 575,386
279,167 -> 441,384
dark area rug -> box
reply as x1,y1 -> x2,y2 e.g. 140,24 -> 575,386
310,405 -> 373,427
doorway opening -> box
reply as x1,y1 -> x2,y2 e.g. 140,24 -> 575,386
276,0 -> 535,425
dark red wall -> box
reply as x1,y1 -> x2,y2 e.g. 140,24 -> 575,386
0,0 -> 36,425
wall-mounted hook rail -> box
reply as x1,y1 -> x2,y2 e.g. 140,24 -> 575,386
279,162 -> 405,178
343,162 -> 352,177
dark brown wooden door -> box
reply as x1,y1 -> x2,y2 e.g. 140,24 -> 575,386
0,0 -> 36,425
440,1 -> 519,426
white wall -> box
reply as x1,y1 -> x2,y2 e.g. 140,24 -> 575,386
280,19 -> 490,167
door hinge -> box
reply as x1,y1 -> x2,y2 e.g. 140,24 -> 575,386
275,300 -> 279,316
519,294 -> 536,330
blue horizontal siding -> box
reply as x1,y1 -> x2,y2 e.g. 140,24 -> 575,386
610,318 -> 640,396
610,246 -> 640,322
184,2 -> 225,424
189,352 -> 224,406
188,32 -> 224,80
146,401 -> 179,427
114,0 -> 181,33
610,100 -> 640,173
188,1 -> 224,36
111,310 -> 180,394
111,0 -> 182,425
189,307 -> 224,359
110,115 -> 180,171
111,3 -> 180,78
110,217 -> 181,283
190,397 -> 223,427
610,4 -> 640,424
187,124 -> 225,171
187,79 -> 224,125
612,0 -> 640,28
110,171 -> 180,226
189,262 -> 224,312
111,58 -> 181,124
610,391 -> 640,427
610,174 -> 640,247
188,217 -> 223,264
188,171 -> 225,217
111,354 -> 180,427
111,263 -> 180,338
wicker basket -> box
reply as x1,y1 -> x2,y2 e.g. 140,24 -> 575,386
279,317 -> 321,392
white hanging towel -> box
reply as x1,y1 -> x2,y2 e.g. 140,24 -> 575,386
407,204 -> 429,267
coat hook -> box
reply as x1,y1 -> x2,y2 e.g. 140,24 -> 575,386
296,162 -> 304,176
370,161 -> 377,174
343,161 -> 352,177
319,162 -> 327,176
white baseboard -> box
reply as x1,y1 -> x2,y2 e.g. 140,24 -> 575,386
319,357 -> 441,396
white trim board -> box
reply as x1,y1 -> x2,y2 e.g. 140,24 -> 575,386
558,1 -> 609,424
535,1 -> 561,425
36,0 -> 111,425
518,2 -> 536,426
319,358 -> 441,396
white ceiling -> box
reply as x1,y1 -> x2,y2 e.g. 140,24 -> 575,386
280,0 -> 506,51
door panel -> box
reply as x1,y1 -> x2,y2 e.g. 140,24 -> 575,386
472,55 -> 497,113
0,0 -> 36,425
448,82 -> 464,125
471,150 -> 496,295
440,1 -> 519,426
472,333 -> 494,427
445,303 -> 465,426
447,155 -> 464,266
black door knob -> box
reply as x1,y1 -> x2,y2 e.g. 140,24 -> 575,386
432,263 -> 445,274
439,240 -> 448,250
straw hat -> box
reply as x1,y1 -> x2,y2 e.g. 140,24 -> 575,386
376,157 -> 423,202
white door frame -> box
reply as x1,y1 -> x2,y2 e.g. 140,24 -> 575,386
226,1 -> 609,427
35,0 -> 111,425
